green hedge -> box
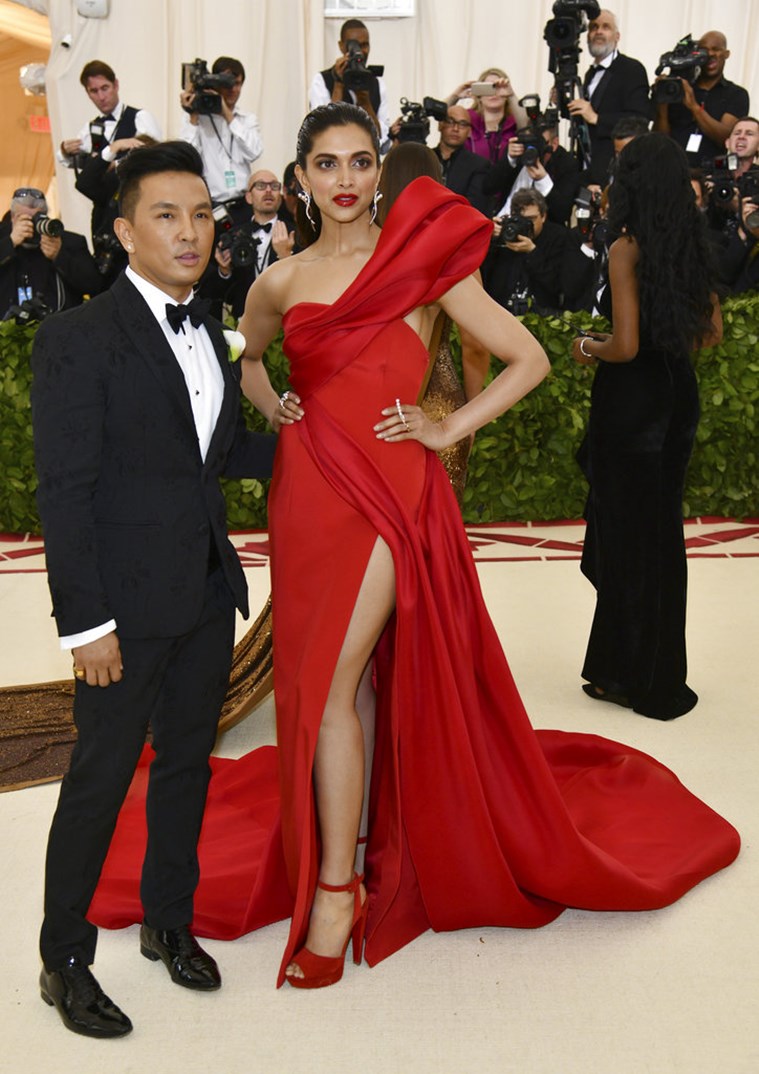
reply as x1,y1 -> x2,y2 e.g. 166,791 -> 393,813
2,297 -> 757,534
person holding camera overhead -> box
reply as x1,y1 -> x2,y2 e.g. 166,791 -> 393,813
309,19 -> 391,150
0,187 -> 102,321
179,56 -> 263,226
653,32 -> 749,166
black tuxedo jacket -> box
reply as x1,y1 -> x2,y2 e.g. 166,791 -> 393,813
31,272 -> 276,639
585,53 -> 653,184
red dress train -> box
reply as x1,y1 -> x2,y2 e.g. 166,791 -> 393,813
88,179 -> 739,986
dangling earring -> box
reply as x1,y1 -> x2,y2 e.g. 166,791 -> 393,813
370,189 -> 383,226
297,189 -> 316,229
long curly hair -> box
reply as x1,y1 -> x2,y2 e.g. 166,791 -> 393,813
607,133 -> 717,354
294,102 -> 381,247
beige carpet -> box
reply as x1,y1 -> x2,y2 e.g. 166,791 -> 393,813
0,524 -> 756,1074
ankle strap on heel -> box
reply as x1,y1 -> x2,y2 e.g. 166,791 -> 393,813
317,872 -> 364,894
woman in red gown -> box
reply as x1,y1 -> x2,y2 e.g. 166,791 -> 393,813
89,104 -> 739,989
235,104 -> 739,987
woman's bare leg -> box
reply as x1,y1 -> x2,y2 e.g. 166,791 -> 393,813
286,537 -> 395,978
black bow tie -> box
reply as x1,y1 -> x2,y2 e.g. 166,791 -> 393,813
100,112 -> 115,122
165,296 -> 211,333
251,221 -> 273,234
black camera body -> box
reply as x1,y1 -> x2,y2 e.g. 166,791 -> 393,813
182,59 -> 237,116
494,214 -> 535,246
2,294 -> 51,326
652,35 -> 709,105
213,205 -> 259,269
514,95 -> 559,166
544,0 -> 600,120
343,38 -> 372,93
23,212 -> 64,248
397,96 -> 448,145
34,213 -> 64,238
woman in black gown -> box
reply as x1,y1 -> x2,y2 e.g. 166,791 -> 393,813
572,133 -> 722,720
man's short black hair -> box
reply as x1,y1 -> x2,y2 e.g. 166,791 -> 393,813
340,18 -> 367,40
117,141 -> 208,220
212,56 -> 245,82
611,115 -> 650,142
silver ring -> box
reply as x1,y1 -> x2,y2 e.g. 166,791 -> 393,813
279,391 -> 290,410
395,397 -> 409,430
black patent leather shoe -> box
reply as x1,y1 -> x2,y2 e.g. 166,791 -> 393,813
40,957 -> 132,1038
139,923 -> 221,991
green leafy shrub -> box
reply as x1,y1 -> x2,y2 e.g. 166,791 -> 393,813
2,298 -> 757,535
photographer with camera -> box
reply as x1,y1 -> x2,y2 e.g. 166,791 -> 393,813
199,169 -> 294,320
564,9 -> 652,188
483,105 -> 581,226
58,61 -> 162,172
482,188 -> 572,315
1,187 -> 102,322
653,32 -> 749,166
431,107 -> 491,214
179,56 -> 263,225
74,133 -> 158,289
309,20 -> 391,149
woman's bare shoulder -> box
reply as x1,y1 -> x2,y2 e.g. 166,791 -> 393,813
609,235 -> 640,265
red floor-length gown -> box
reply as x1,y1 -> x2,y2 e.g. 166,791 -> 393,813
89,178 -> 739,986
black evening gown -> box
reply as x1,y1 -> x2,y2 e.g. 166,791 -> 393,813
578,294 -> 700,719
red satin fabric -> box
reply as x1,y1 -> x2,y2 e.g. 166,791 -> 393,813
89,179 -> 739,985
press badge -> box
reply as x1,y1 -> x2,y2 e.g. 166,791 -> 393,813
224,169 -> 236,189
686,133 -> 702,154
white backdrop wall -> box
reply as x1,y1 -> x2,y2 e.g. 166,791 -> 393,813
41,0 -> 759,238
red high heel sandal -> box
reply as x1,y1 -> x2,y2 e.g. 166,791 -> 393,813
286,872 -> 367,989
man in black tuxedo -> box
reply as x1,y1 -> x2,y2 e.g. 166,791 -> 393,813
567,9 -> 652,187
31,141 -> 275,1038
432,106 -> 492,216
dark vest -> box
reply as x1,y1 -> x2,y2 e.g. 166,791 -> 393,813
320,68 -> 381,116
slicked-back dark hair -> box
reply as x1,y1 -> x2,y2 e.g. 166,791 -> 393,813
294,102 -> 381,247
608,132 -> 717,354
80,60 -> 116,86
117,141 -> 208,220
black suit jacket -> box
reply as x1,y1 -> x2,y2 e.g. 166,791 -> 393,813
31,272 -> 275,639
483,145 -> 582,225
435,146 -> 493,216
585,53 -> 653,185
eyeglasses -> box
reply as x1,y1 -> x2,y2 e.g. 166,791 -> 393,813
249,180 -> 282,192
442,119 -> 472,130
12,187 -> 45,200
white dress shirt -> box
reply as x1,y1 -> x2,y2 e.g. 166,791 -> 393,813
586,49 -> 619,100
58,100 -> 162,166
179,109 -> 263,202
60,267 -> 224,650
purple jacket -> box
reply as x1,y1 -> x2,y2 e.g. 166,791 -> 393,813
466,108 -> 517,164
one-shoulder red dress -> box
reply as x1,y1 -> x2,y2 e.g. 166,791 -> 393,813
89,178 -> 739,987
